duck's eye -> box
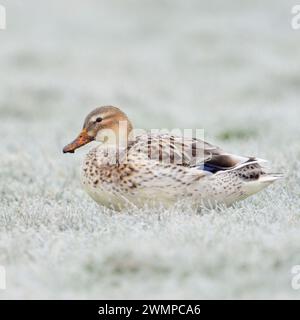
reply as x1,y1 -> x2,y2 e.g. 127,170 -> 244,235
95,117 -> 102,123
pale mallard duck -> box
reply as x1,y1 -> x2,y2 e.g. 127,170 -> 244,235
63,106 -> 281,210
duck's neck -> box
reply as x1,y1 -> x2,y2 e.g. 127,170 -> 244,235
96,119 -> 133,149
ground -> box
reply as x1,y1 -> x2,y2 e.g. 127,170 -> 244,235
0,0 -> 300,299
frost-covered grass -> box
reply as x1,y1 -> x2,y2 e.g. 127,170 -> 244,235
0,0 -> 300,299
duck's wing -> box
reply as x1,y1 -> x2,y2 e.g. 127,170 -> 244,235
128,133 -> 252,170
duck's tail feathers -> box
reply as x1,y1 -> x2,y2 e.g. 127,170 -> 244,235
257,173 -> 284,183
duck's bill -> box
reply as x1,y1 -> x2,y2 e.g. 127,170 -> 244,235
63,129 -> 94,153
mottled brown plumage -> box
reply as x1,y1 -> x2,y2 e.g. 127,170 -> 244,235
63,106 -> 282,210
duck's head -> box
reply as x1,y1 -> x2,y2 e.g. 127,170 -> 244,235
63,106 -> 133,153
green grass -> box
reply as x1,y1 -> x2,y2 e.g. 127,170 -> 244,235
217,127 -> 258,141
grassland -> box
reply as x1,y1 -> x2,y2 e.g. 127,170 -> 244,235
0,0 -> 299,299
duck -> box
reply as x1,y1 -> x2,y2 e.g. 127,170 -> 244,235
63,106 -> 282,210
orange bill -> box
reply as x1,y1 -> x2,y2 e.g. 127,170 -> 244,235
63,129 -> 94,153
